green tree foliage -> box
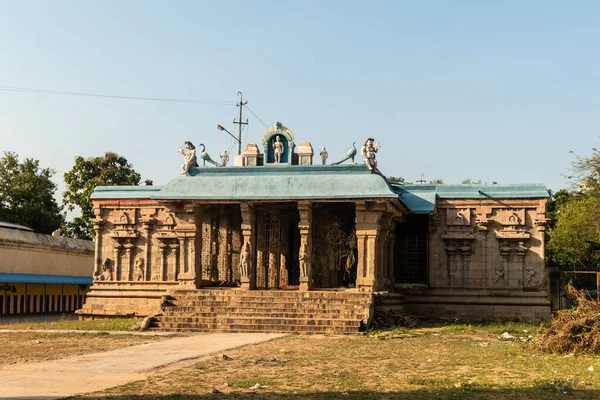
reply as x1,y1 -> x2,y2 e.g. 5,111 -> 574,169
429,178 -> 444,184
63,152 -> 145,239
547,195 -> 600,269
0,152 -> 64,233
548,148 -> 600,269
387,176 -> 413,184
461,178 -> 482,184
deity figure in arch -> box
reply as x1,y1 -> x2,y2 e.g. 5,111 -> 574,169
361,137 -> 381,172
177,141 -> 198,174
273,135 -> 285,163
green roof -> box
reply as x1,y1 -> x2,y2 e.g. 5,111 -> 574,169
390,183 -> 549,214
92,166 -> 548,215
92,164 -> 398,201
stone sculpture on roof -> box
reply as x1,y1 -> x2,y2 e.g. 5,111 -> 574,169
198,143 -> 220,167
331,142 -> 357,165
220,150 -> 230,167
320,147 -> 328,165
361,137 -> 380,172
177,141 -> 198,174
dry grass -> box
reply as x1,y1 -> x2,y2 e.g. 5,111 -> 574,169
537,284 -> 600,354
0,314 -> 144,331
0,332 -> 166,367
73,323 -> 600,400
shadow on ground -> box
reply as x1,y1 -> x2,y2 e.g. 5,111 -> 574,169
34,388 -> 600,400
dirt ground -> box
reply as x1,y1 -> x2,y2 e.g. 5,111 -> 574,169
71,326 -> 600,400
0,331 -> 166,367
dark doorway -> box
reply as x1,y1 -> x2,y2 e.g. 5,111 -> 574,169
394,215 -> 429,284
311,203 -> 357,288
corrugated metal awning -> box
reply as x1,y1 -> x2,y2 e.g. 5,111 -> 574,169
0,273 -> 93,285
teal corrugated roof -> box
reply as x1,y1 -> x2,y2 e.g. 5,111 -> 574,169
435,184 -> 549,199
93,164 -> 398,201
0,273 -> 93,285
391,184 -> 437,214
391,183 -> 548,214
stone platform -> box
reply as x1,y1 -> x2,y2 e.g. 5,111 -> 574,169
150,288 -> 374,334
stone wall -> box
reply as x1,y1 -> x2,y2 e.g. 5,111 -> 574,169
403,197 -> 551,320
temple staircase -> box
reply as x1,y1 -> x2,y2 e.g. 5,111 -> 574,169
150,289 -> 374,334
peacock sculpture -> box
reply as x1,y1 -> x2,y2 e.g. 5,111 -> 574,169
331,142 -> 357,165
198,144 -> 220,167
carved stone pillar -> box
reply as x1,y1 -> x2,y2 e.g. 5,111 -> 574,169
92,216 -> 104,279
298,201 -> 313,292
280,218 -> 289,288
124,241 -> 134,281
158,242 -> 168,281
355,201 -> 384,292
112,243 -> 122,281
240,203 -> 256,290
169,242 -> 180,280
141,218 -> 154,281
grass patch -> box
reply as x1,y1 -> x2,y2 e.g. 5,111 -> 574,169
0,315 -> 143,331
75,321 -> 600,399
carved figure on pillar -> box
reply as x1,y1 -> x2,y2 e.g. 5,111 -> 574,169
494,265 -> 505,285
133,258 -> 145,281
99,258 -> 113,281
273,135 -> 284,163
361,137 -> 380,172
299,243 -> 311,278
177,141 -> 198,174
240,241 -> 252,279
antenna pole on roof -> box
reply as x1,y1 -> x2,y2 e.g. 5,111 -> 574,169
233,92 -> 248,155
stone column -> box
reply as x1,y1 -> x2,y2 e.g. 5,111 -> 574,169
112,243 -> 122,281
142,219 -> 154,281
158,242 -> 168,281
355,201 -> 384,292
298,201 -> 313,292
280,218 -> 289,288
124,241 -> 134,281
240,203 -> 256,290
92,219 -> 104,279
169,242 -> 180,280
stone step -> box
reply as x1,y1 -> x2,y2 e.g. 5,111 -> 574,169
161,309 -> 362,319
150,321 -> 362,334
170,294 -> 371,301
170,290 -> 371,299
170,301 -> 369,309
157,315 -> 362,325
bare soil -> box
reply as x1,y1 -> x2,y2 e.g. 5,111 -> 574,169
0,332 -> 166,367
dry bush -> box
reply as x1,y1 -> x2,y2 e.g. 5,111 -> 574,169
537,283 -> 600,354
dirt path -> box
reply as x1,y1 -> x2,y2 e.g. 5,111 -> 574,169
0,332 -> 287,400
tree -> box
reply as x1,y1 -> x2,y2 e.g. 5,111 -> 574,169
461,178 -> 482,184
388,176 -> 413,184
0,152 -> 64,233
429,178 -> 444,184
547,195 -> 600,269
63,152 -> 146,239
547,147 -> 600,269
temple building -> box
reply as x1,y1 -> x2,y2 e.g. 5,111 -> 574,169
77,123 -> 552,333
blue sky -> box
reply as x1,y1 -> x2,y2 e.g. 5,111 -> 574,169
0,1 -> 598,212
